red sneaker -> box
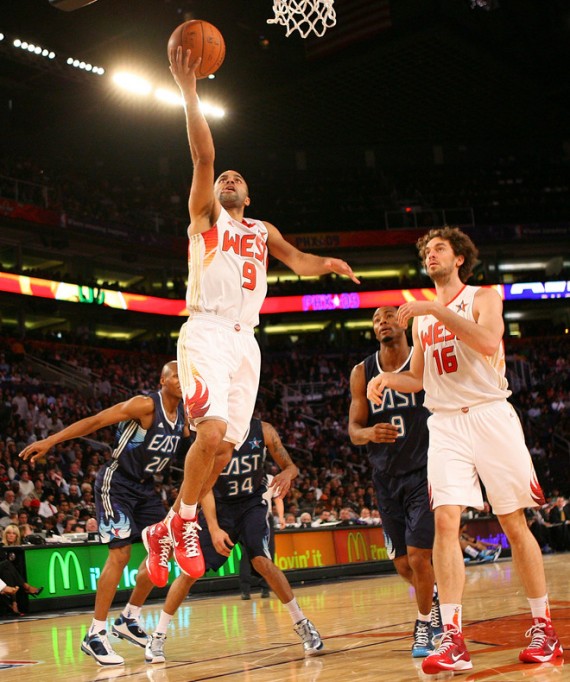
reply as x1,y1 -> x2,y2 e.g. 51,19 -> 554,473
421,626 -> 472,674
519,618 -> 563,664
168,513 -> 205,579
142,521 -> 172,588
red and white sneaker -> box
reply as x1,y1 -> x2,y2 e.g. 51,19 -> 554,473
142,521 -> 172,588
421,625 -> 473,674
168,512 -> 205,579
519,618 -> 563,664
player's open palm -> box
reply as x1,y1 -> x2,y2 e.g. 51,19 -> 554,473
169,46 -> 200,96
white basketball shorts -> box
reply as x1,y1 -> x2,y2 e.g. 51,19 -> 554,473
427,400 -> 545,515
177,313 -> 261,445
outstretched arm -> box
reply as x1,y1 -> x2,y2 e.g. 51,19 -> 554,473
261,421 -> 299,499
169,46 -> 219,234
265,223 -> 360,283
348,363 -> 399,445
19,395 -> 155,462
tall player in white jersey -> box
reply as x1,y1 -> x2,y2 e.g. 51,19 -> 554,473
143,46 -> 359,583
367,227 -> 562,674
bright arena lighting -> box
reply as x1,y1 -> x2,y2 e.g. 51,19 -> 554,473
200,101 -> 225,119
154,88 -> 184,106
112,72 -> 152,96
13,38 -> 55,59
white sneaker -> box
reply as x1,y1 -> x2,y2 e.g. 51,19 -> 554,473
145,632 -> 167,664
294,619 -> 324,656
112,614 -> 149,647
81,630 -> 124,666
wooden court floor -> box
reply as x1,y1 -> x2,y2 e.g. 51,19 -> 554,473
0,554 -> 567,681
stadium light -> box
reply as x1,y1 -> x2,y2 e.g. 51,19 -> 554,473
112,72 -> 152,96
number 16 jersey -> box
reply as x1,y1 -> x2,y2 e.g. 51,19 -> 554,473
417,284 -> 510,412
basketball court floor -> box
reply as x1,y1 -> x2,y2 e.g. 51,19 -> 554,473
0,554 -> 567,681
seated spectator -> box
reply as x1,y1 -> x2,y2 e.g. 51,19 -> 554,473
298,512 -> 313,529
459,522 -> 501,564
1,524 -> 21,547
547,496 -> 570,551
38,491 -> 58,518
311,510 -> 337,527
370,509 -> 382,526
337,507 -> 358,526
525,508 -> 554,554
284,513 -> 299,528
357,507 -> 374,525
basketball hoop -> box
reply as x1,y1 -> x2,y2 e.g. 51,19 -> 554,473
267,0 -> 337,38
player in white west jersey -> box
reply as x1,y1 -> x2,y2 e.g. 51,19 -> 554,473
143,46 -> 359,583
367,227 -> 561,674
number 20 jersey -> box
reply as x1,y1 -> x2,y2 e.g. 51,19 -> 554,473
417,284 -> 510,412
186,206 -> 269,329
364,350 -> 430,477
110,391 -> 185,481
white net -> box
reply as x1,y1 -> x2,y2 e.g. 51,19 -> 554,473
267,0 -> 337,38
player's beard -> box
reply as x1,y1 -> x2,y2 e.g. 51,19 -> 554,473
380,334 -> 394,345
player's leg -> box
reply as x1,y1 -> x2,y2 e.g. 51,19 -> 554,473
239,543 -> 252,599
114,486 -> 168,646
145,574 -> 196,664
146,514 -> 225,663
241,500 -> 324,656
476,402 -> 562,664
422,413 -> 482,674
81,544 -> 131,665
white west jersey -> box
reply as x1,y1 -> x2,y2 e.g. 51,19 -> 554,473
186,207 -> 269,329
417,284 -> 510,411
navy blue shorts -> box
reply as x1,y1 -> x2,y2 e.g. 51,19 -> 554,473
95,466 -> 165,548
198,494 -> 272,572
372,466 -> 434,559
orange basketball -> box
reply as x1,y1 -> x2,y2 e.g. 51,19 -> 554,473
167,19 -> 226,79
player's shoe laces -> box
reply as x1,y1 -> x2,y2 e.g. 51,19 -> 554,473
421,625 -> 472,674
81,630 -> 124,666
294,618 -> 324,656
145,632 -> 167,664
168,513 -> 205,579
519,618 -> 563,664
142,521 -> 172,588
430,596 -> 444,643
112,614 -> 148,647
412,620 -> 435,658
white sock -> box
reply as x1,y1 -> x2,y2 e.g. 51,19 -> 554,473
528,595 -> 550,622
156,610 -> 173,634
89,618 -> 107,634
180,502 -> 197,520
440,604 -> 462,631
122,603 -> 142,620
418,612 -> 430,623
284,598 -> 305,624
165,508 -> 176,523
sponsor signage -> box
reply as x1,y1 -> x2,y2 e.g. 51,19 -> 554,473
24,543 -> 243,599
333,527 -> 388,564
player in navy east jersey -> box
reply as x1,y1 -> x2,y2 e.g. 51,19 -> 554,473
20,361 -> 189,666
349,306 -> 440,658
142,418 -> 324,664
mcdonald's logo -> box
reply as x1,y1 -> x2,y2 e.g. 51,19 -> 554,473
347,532 -> 369,562
48,550 -> 86,594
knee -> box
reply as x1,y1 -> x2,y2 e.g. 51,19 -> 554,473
251,556 -> 271,576
195,423 -> 226,453
434,507 -> 461,538
498,510 -> 528,545
108,545 -> 131,569
407,549 -> 432,574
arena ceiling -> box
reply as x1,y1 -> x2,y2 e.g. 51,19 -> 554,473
0,0 -> 569,165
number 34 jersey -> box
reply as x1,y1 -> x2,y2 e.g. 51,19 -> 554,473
364,350 -> 430,477
417,284 -> 510,412
214,418 -> 268,502
111,391 -> 185,482
186,206 -> 269,330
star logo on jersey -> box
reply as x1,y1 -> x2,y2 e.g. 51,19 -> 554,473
455,300 -> 468,313
248,437 -> 262,449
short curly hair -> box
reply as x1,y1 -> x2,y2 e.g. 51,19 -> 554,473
416,226 -> 479,284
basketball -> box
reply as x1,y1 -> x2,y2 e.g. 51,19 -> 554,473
167,20 -> 226,79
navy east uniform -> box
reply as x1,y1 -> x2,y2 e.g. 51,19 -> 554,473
363,349 -> 433,558
198,418 -> 273,571
94,392 -> 185,547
